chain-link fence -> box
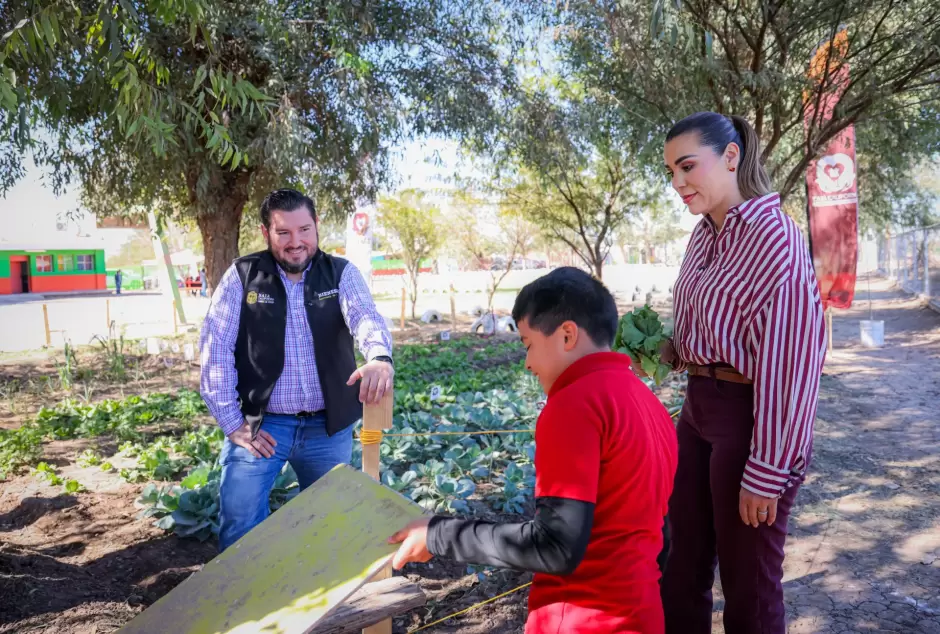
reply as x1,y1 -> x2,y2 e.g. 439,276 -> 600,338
879,224 -> 940,307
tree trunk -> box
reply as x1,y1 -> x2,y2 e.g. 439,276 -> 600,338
194,172 -> 251,294
409,267 -> 419,319
594,258 -> 604,280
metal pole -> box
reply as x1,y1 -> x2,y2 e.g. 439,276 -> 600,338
923,229 -> 930,298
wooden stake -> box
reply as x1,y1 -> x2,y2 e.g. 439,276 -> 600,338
827,308 -> 833,354
362,391 -> 394,634
43,303 -> 51,346
106,299 -> 111,331
399,287 -> 406,330
173,300 -> 178,332
449,284 -> 457,325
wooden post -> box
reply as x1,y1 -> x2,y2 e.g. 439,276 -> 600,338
449,284 -> 457,325
827,308 -> 833,354
399,287 -> 406,330
106,299 -> 111,331
43,304 -> 51,346
362,391 -> 394,634
173,301 -> 178,332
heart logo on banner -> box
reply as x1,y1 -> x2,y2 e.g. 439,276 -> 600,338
352,211 -> 370,236
816,153 -> 856,194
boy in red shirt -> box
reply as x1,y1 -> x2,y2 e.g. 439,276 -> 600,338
389,267 -> 678,633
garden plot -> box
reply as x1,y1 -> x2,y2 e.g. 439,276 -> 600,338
0,331 -> 684,633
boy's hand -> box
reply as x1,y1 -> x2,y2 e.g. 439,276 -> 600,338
388,517 -> 432,570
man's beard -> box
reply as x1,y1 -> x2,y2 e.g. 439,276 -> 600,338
267,241 -> 315,274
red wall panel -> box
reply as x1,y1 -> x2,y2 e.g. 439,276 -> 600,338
30,274 -> 107,293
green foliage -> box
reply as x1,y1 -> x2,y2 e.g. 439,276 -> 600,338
378,190 -> 445,317
76,449 -> 102,468
54,342 -> 80,389
1,1 -> 518,292
92,325 -> 127,380
542,0 -> 940,228
614,306 -> 672,385
492,86 -> 665,279
31,461 -> 84,493
0,390 -> 207,478
136,463 -> 298,540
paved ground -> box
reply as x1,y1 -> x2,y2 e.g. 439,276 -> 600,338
709,276 -> 940,633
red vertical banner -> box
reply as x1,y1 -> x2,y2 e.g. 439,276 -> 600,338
805,29 -> 858,310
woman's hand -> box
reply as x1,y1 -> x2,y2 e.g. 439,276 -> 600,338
629,339 -> 678,377
739,488 -> 778,527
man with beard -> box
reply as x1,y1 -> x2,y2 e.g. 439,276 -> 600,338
200,188 -> 394,551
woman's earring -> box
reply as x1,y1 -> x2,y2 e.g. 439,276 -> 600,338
729,166 -> 736,172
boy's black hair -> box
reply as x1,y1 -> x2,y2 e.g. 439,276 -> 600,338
511,267 -> 618,347
260,189 -> 316,227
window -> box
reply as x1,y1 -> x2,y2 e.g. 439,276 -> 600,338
35,255 -> 52,272
57,255 -> 74,272
76,254 -> 95,271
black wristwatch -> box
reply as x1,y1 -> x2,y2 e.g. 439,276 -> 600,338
373,355 -> 393,366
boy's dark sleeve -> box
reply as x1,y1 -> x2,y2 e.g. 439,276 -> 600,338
425,496 -> 594,576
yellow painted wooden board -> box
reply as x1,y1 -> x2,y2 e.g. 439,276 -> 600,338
120,464 -> 424,634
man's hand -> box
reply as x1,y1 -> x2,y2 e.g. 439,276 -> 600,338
387,517 -> 432,570
347,359 -> 394,404
739,487 -> 778,528
228,421 -> 277,459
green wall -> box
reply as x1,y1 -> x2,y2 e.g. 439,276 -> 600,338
0,249 -> 106,278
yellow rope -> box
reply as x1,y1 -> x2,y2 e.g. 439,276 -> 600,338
359,429 -> 385,445
408,581 -> 533,632
359,428 -> 535,445
360,409 -> 679,445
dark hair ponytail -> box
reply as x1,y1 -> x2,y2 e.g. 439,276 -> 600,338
666,112 -> 772,200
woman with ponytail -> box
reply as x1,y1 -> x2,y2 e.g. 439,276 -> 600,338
655,112 -> 826,633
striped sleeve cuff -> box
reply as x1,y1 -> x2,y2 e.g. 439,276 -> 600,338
741,457 -> 790,498
218,409 -> 245,437
367,346 -> 392,362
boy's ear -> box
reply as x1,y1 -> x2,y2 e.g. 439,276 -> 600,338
561,321 -> 579,351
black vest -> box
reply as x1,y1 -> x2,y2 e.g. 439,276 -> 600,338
233,250 -> 362,437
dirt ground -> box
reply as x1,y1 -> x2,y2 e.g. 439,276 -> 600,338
1,276 -> 939,633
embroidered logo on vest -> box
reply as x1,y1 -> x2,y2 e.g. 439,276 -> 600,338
318,288 -> 340,300
247,290 -> 275,305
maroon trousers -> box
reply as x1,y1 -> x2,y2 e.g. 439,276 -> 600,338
661,376 -> 804,634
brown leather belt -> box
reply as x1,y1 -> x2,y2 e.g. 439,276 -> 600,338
686,364 -> 753,385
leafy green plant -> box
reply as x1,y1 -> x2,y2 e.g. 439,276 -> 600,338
92,324 -> 127,379
382,469 -> 418,493
64,479 -> 84,493
269,465 -> 300,512
614,306 -> 673,385
55,341 -> 79,389
32,461 -> 64,486
411,473 -> 476,513
489,461 -> 535,514
77,449 -> 103,468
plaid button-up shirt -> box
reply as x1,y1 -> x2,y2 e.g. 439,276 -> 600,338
199,258 -> 392,435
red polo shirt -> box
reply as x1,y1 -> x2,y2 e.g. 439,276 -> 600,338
526,352 -> 678,634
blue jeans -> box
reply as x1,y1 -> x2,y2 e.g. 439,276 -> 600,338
218,413 -> 352,551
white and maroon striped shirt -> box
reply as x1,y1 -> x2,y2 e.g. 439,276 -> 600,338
672,192 -> 826,498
